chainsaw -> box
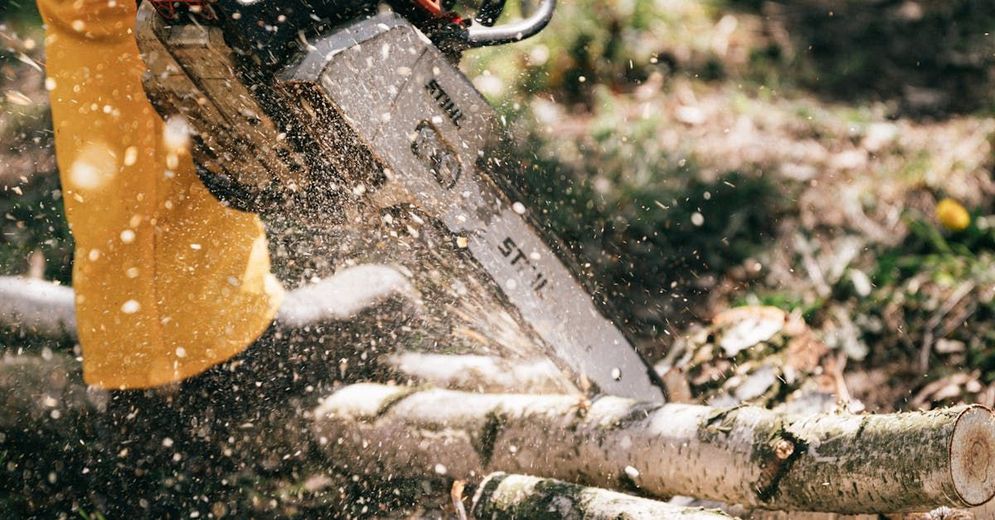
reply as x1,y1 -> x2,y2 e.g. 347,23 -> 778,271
137,0 -> 666,402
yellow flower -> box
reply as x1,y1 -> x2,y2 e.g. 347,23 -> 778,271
936,198 -> 971,231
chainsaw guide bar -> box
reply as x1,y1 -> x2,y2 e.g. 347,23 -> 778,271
137,4 -> 665,402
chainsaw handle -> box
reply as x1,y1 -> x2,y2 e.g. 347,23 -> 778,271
465,0 -> 555,47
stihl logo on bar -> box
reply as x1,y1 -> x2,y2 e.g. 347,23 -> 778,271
425,79 -> 464,127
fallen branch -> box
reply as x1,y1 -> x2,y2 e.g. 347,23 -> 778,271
471,473 -> 735,519
0,276 -> 76,339
387,353 -> 575,394
0,265 -> 415,340
275,264 -> 418,327
313,384 -> 995,513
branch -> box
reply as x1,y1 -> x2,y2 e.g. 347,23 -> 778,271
0,276 -> 76,340
276,264 -> 418,327
386,353 -> 575,394
313,384 -> 995,513
471,473 -> 736,519
0,264 -> 416,340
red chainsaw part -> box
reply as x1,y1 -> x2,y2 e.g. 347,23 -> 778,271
412,0 -> 444,17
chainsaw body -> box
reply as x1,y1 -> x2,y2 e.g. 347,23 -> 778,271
137,1 -> 665,402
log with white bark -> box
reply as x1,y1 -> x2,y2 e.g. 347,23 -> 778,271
471,472 -> 736,519
275,264 -> 418,327
0,265 -> 415,341
313,384 -> 995,514
386,353 -> 576,394
0,276 -> 76,339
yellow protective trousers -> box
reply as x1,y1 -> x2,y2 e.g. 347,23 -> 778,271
38,0 -> 283,389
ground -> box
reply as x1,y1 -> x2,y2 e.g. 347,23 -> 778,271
2,0 -> 995,517
459,0 -> 995,414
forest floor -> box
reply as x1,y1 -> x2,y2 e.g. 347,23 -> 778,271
460,0 -> 995,415
3,0 -> 995,517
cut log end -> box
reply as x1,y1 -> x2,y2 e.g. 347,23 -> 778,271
950,405 -> 995,506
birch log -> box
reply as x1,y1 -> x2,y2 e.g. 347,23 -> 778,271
0,265 -> 413,340
386,353 -> 576,394
275,264 -> 418,327
471,473 -> 736,519
0,276 -> 76,339
312,384 -> 995,513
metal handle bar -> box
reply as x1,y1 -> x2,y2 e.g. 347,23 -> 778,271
465,0 -> 555,47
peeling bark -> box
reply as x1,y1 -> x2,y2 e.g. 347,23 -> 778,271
471,472 -> 736,519
313,384 -> 995,513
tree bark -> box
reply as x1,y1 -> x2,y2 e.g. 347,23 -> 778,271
386,353 -> 575,394
313,384 -> 995,514
275,264 -> 418,327
471,472 -> 736,519
0,276 -> 76,339
0,265 -> 416,340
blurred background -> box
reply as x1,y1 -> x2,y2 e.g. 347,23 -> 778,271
2,0 -> 995,510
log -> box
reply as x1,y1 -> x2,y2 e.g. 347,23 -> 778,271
312,384 -> 995,513
0,276 -> 76,340
386,353 -> 575,394
471,472 -> 736,519
275,264 -> 418,327
0,265 -> 413,339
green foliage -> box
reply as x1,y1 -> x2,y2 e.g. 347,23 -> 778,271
873,212 -> 995,287
466,0 -> 729,106
736,292 -> 823,322
0,0 -> 41,26
859,212 -> 995,377
469,0 -> 995,116
728,0 -> 995,114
